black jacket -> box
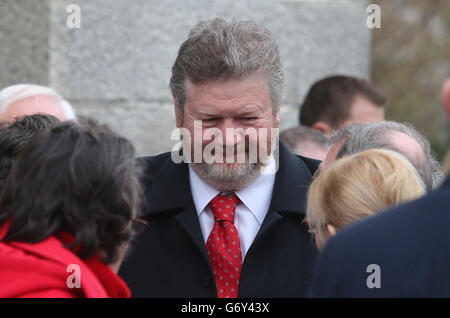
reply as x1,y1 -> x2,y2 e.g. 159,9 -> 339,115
119,142 -> 320,297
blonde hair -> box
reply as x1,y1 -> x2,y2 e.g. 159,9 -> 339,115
307,148 -> 425,247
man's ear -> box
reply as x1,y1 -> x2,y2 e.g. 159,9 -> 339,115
441,79 -> 450,123
312,121 -> 333,138
326,224 -> 337,237
174,100 -> 183,128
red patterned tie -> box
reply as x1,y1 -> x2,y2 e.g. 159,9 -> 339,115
206,194 -> 242,298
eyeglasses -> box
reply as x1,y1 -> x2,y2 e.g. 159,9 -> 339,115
312,168 -> 321,180
303,217 -> 328,234
131,217 -> 149,236
306,223 -> 327,234
306,221 -> 336,235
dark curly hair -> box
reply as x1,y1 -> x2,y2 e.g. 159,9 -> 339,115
0,117 -> 142,264
0,114 -> 60,189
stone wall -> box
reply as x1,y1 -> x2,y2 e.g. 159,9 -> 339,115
0,0 -> 371,156
0,0 -> 50,86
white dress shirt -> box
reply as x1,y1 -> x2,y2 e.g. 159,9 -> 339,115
189,157 -> 276,260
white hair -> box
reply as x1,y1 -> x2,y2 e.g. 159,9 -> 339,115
0,84 -> 76,120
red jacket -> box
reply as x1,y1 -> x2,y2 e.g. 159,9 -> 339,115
0,221 -> 131,298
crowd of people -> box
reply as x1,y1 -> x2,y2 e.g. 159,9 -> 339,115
0,17 -> 448,298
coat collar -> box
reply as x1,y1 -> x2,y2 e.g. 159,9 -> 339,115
443,176 -> 450,189
252,142 -> 315,243
267,142 -> 315,215
146,142 -> 314,217
146,152 -> 194,215
143,143 -> 316,269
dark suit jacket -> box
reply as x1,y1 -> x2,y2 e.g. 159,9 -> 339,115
119,142 -> 320,297
308,176 -> 450,297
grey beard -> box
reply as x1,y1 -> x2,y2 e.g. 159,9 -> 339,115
190,161 -> 263,192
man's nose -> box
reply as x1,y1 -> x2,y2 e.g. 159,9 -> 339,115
219,119 -> 244,147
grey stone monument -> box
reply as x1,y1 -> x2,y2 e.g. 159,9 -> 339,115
0,0 -> 370,156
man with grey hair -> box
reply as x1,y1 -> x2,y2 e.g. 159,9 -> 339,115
280,126 -> 329,160
119,18 -> 320,298
321,121 -> 443,192
0,84 -> 76,123
308,79 -> 450,298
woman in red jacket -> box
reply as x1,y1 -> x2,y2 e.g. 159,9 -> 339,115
0,118 -> 144,298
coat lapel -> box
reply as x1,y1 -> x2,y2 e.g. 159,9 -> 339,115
145,152 -> 210,264
254,142 -> 315,242
143,144 -> 317,266
173,207 -> 210,263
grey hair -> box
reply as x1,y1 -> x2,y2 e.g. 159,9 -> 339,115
0,84 -> 77,120
170,17 -> 284,114
330,121 -> 443,192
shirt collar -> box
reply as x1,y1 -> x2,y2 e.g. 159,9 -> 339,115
189,166 -> 220,217
188,156 -> 276,226
235,156 -> 276,225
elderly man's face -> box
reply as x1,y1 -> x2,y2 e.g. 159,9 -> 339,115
175,74 -> 280,190
1,95 -> 67,122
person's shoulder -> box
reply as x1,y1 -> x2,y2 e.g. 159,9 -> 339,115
339,179 -> 450,244
0,239 -> 80,297
295,154 -> 321,175
314,181 -> 450,275
310,183 -> 450,297
0,235 -> 116,298
307,211 -> 390,297
137,152 -> 173,181
279,141 -> 320,176
321,192 -> 429,254
138,151 -> 173,170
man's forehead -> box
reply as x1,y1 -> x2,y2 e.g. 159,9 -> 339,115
385,130 -> 424,159
184,75 -> 268,92
184,76 -> 271,111
196,105 -> 263,115
2,95 -> 65,122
